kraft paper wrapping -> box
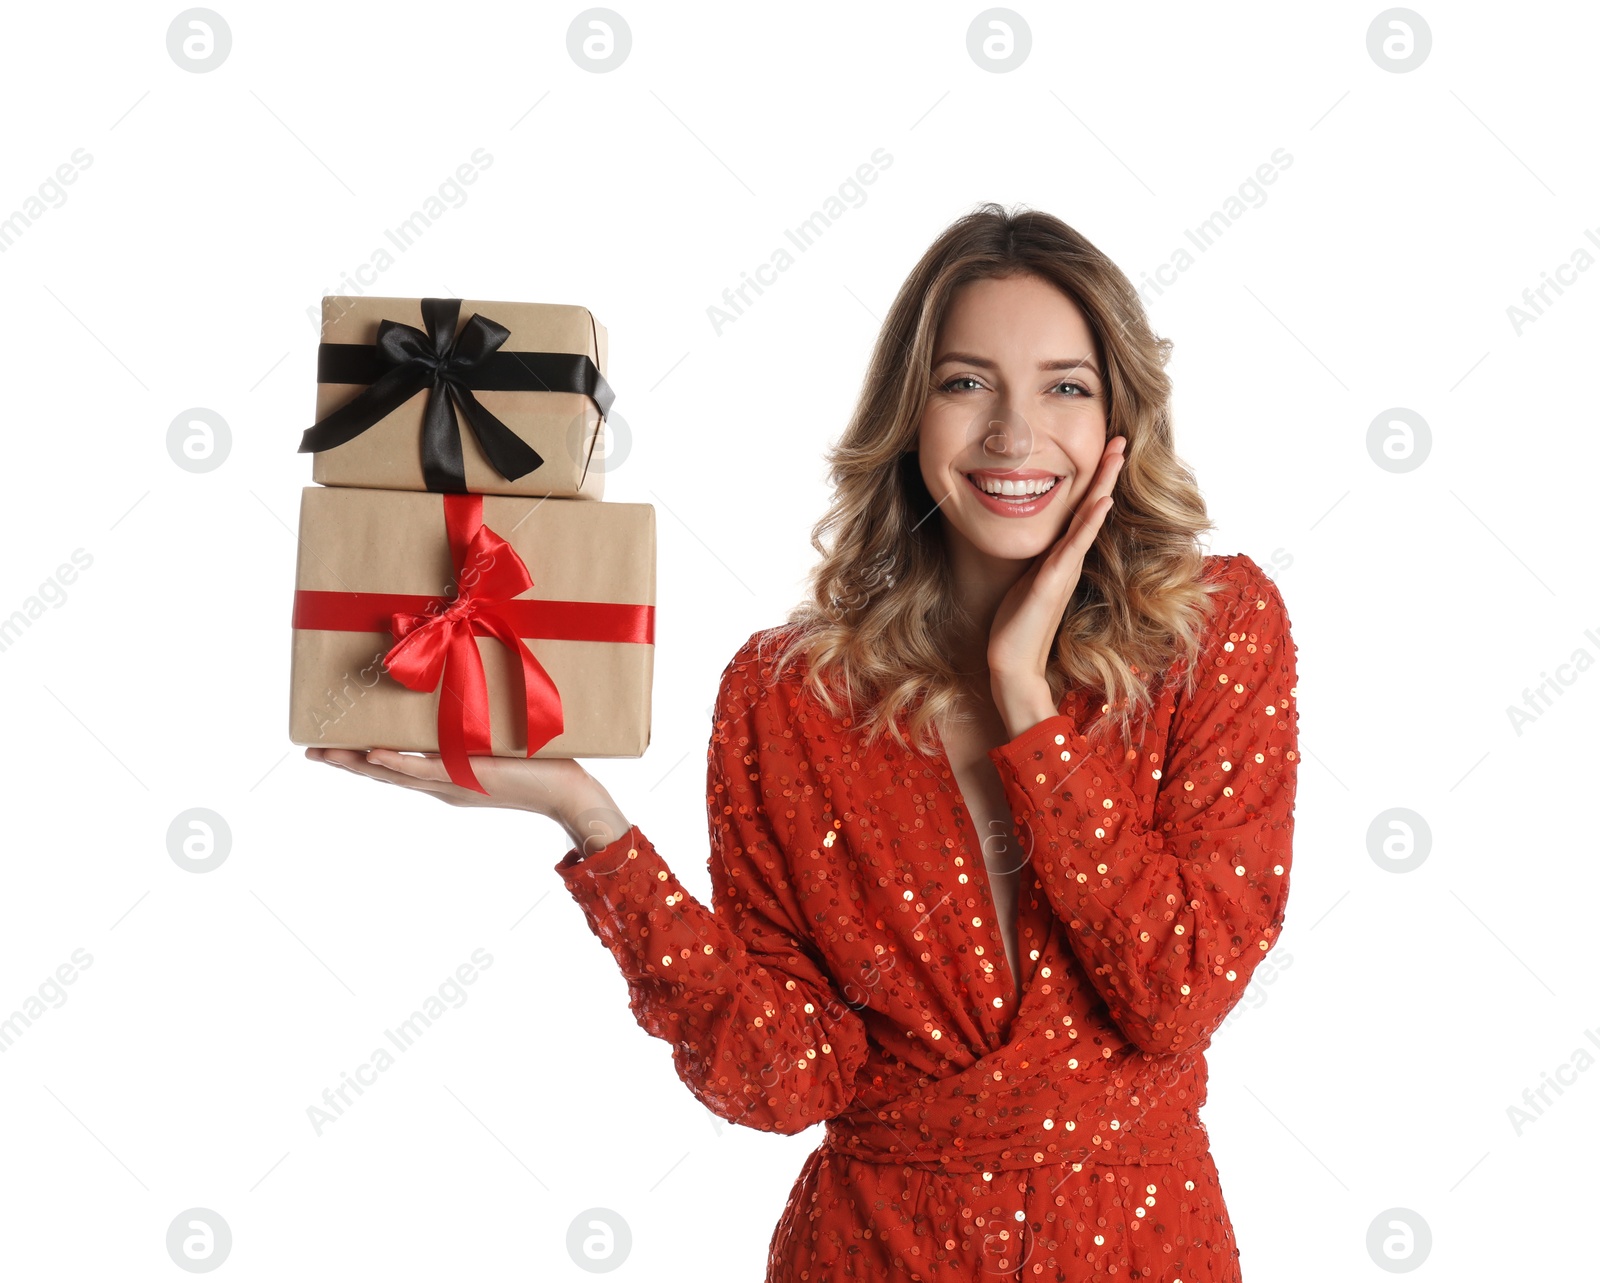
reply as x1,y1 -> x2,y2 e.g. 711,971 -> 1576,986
311,296 -> 610,498
288,486 -> 653,758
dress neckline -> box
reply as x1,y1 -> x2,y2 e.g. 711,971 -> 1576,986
923,704 -> 1061,1040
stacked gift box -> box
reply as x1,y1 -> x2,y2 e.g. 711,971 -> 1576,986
287,296 -> 655,792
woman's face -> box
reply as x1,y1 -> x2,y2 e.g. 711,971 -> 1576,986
917,273 -> 1111,562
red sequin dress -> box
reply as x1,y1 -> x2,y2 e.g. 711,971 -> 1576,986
555,552 -> 1300,1281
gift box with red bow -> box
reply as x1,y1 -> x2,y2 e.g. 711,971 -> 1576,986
287,485 -> 654,788
301,296 -> 612,498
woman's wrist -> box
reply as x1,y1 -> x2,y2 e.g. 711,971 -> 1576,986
991,672 -> 1060,742
555,787 -> 632,859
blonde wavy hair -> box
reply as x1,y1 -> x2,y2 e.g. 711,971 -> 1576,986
769,202 -> 1226,757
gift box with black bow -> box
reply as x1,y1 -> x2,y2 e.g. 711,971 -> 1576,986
300,295 -> 613,498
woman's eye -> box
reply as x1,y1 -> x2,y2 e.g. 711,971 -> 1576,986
939,376 -> 1092,396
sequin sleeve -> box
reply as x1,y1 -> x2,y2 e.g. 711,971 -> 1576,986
986,555 -> 1299,1055
553,635 -> 873,1135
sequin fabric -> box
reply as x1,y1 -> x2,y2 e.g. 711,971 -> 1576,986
555,552 -> 1299,1281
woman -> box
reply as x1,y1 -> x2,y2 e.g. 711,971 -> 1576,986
309,203 -> 1300,1281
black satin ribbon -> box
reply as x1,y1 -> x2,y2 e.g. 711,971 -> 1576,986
298,297 -> 615,494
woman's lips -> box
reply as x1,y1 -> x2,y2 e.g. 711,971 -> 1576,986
961,472 -> 1064,518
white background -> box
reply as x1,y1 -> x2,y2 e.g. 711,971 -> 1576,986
1,1 -> 1594,1278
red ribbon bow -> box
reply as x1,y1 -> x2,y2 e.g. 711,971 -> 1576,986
381,494 -> 563,793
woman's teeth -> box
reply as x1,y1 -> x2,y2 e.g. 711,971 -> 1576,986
966,474 -> 1060,498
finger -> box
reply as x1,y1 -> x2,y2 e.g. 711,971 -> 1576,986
1045,489 -> 1115,575
319,748 -> 461,795
1022,497 -> 1114,623
1048,444 -> 1124,561
364,748 -> 453,785
1069,441 -> 1125,532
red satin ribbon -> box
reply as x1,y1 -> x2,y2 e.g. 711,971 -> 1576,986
292,493 -> 654,794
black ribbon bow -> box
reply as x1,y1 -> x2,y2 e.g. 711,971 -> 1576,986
298,297 -> 615,494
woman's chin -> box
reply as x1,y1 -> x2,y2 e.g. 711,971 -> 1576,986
946,516 -> 1063,563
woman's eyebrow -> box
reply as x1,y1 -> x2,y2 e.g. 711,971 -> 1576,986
933,352 -> 1100,375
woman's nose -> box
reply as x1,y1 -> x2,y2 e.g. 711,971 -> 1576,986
972,402 -> 1036,463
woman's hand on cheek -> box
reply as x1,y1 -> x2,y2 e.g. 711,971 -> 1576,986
987,435 -> 1125,737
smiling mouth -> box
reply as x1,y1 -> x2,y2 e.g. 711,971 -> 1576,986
962,473 -> 1063,502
